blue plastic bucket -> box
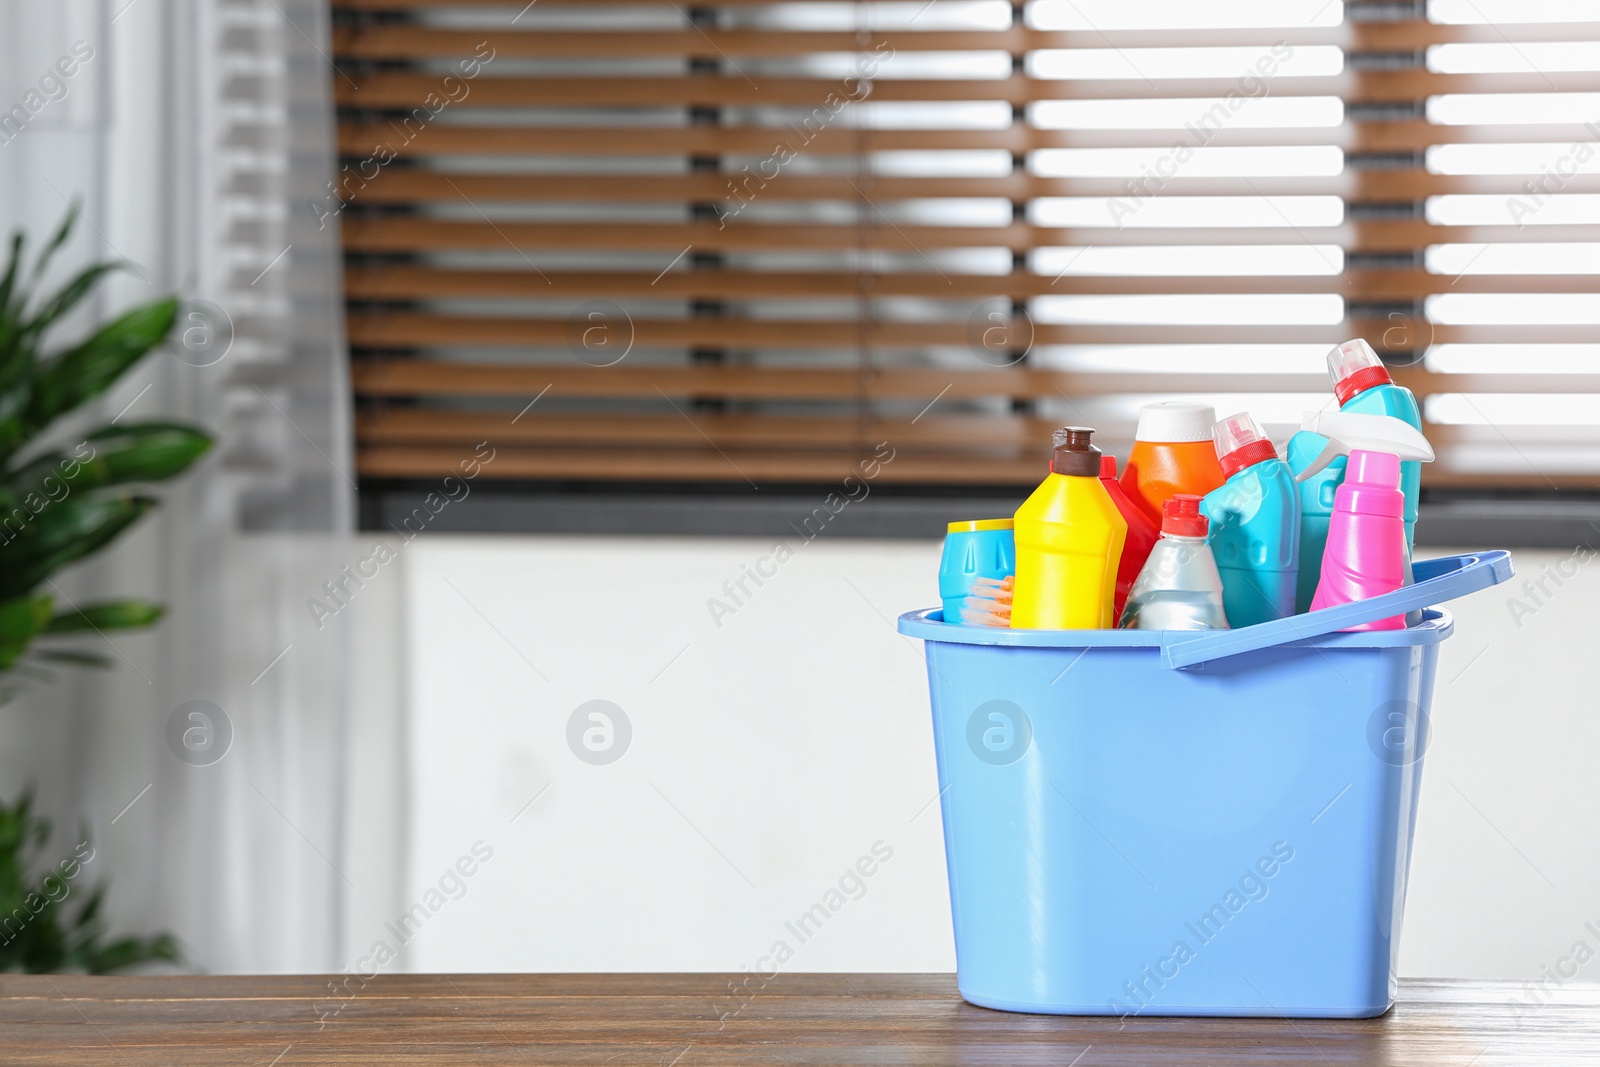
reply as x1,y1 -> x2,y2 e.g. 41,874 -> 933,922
898,551 -> 1513,1019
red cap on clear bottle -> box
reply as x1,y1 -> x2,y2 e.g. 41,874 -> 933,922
1328,338 -> 1393,406
1161,494 -> 1208,537
1212,412 -> 1279,478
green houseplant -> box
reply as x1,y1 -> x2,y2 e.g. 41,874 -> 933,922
0,790 -> 179,972
0,208 -> 211,687
0,207 -> 211,971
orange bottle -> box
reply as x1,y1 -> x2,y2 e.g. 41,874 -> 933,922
1119,401 -> 1227,526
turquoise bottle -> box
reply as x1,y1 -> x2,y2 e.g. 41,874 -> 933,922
1287,435 -> 1345,613
1288,339 -> 1422,612
1200,412 -> 1301,628
938,519 -> 1016,626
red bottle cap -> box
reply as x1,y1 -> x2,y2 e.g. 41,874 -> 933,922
1161,494 -> 1208,537
1099,455 -> 1117,479
1328,338 -> 1393,406
1212,412 -> 1279,478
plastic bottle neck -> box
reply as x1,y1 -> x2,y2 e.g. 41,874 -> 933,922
1337,480 -> 1404,518
1336,449 -> 1405,517
1050,426 -> 1101,476
1219,439 -> 1278,478
1334,366 -> 1393,406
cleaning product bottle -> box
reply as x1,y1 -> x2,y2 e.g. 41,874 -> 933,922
1119,400 -> 1227,526
1199,412 -> 1300,628
1291,410 -> 1435,485
1310,450 -> 1408,630
1118,494 -> 1229,631
938,519 -> 1015,626
1288,338 -> 1424,611
1286,430 -> 1345,613
1099,455 -> 1160,620
1011,427 -> 1127,630
1293,412 -> 1434,630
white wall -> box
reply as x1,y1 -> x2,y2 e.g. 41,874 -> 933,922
344,535 -> 1600,982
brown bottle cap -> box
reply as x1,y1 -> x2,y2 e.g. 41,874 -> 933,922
1050,426 -> 1101,477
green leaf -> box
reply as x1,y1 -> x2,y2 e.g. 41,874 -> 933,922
0,596 -> 52,670
0,219 -> 206,705
0,233 -> 23,319
0,234 -> 26,383
0,793 -> 181,973
0,487 -> 35,544
42,600 -> 164,634
17,262 -> 125,350
0,495 -> 157,601
0,386 -> 31,458
30,650 -> 111,669
29,205 -> 77,284
21,299 -> 179,434
83,933 -> 181,975
7,422 -> 212,497
69,885 -> 105,935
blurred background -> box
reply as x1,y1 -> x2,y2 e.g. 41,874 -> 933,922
0,0 -> 1597,981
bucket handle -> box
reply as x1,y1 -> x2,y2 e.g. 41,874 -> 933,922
1160,550 -> 1514,670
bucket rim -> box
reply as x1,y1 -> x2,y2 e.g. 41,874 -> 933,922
897,606 -> 1454,649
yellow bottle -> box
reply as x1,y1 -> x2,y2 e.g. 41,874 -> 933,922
1011,427 -> 1128,630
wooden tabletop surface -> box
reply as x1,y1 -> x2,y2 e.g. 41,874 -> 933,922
3,973 -> 1595,1066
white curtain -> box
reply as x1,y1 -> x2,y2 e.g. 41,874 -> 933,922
0,0 -> 353,971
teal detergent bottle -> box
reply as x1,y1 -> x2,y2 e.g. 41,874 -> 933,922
1288,339 -> 1422,611
1287,434 -> 1345,613
1200,412 -> 1301,628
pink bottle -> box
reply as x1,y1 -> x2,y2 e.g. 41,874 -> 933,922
1309,449 -> 1406,630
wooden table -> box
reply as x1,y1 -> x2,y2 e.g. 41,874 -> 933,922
3,974 -> 1595,1065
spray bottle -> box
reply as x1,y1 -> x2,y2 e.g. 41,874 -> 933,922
1199,412 -> 1300,628
1294,412 -> 1435,630
1011,427 -> 1127,630
1118,495 -> 1229,631
1287,338 -> 1424,611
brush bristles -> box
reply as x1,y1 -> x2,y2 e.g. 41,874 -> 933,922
962,575 -> 1014,627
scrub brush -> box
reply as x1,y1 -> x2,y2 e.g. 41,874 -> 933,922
961,575 -> 1013,627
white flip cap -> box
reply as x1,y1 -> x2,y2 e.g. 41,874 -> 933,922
1135,400 -> 1217,443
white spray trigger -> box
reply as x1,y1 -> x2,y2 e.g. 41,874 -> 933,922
1294,410 -> 1433,483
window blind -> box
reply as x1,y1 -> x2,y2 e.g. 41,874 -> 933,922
330,0 -> 1600,489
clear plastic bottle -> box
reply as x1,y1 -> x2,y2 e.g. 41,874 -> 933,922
1119,495 -> 1230,631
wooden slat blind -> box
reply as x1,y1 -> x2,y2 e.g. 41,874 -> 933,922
331,0 -> 1600,488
